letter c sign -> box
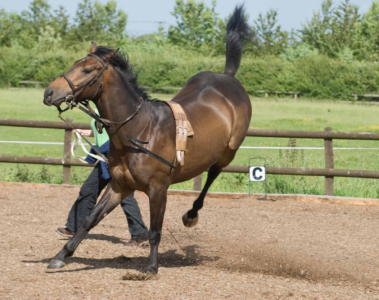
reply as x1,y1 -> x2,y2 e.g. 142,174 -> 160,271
249,166 -> 266,182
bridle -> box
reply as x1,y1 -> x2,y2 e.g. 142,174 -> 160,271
58,52 -> 115,115
58,49 -> 143,131
56,49 -> 176,169
61,54 -> 107,103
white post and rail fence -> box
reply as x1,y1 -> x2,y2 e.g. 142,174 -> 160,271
1,119 -> 379,196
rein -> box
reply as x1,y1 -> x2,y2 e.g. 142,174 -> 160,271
58,115 -> 108,164
57,51 -> 176,169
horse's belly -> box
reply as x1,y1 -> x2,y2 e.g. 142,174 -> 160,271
171,126 -> 229,183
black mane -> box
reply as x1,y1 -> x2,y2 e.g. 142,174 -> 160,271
94,46 -> 151,101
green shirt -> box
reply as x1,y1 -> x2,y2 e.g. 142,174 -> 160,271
90,108 -> 109,147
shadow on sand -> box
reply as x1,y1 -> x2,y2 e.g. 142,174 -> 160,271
56,233 -> 129,245
23,244 -> 220,274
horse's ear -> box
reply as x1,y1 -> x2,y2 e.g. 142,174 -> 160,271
103,48 -> 120,63
90,42 -> 97,54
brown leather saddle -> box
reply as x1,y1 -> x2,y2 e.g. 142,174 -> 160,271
166,101 -> 194,166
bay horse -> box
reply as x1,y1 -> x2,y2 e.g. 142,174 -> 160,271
43,6 -> 252,274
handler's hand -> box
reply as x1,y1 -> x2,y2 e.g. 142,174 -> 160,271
73,129 -> 93,137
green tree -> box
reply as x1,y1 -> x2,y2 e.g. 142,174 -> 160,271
300,0 -> 334,55
168,0 -> 219,49
253,9 -> 288,55
332,0 -> 360,55
0,10 -> 23,47
355,0 -> 379,60
37,25 -> 62,51
212,15 -> 228,55
155,23 -> 167,46
70,0 -> 127,45
300,0 -> 360,58
21,0 -> 52,38
280,44 -> 319,61
0,0 -> 53,48
51,6 -> 70,40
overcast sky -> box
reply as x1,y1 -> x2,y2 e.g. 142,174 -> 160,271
1,0 -> 375,36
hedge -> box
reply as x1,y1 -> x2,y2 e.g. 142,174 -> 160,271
1,43 -> 379,99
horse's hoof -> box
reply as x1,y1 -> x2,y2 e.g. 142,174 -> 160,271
47,259 -> 65,269
182,212 -> 198,227
143,265 -> 158,275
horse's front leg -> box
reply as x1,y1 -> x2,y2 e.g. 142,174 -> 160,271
144,184 -> 168,274
48,182 -> 131,269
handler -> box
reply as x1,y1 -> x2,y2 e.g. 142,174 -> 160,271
57,109 -> 149,246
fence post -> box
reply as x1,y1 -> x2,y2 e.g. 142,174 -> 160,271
63,118 -> 73,184
193,174 -> 202,191
324,127 -> 334,195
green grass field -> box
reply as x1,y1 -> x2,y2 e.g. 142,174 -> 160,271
1,88 -> 379,198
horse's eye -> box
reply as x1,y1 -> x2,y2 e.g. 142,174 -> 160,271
83,68 -> 92,74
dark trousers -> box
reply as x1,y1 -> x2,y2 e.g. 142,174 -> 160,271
66,163 -> 149,240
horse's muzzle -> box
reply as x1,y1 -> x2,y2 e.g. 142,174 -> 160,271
43,87 -> 54,106
43,87 -> 65,107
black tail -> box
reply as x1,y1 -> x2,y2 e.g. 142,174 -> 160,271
224,5 -> 250,77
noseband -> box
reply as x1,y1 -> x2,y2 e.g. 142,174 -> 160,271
59,52 -> 113,113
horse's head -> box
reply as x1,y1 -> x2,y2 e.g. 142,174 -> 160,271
43,42 -> 115,109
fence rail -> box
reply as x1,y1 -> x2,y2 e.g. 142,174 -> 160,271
257,90 -> 301,99
3,154 -> 379,178
1,118 -> 379,195
352,94 -> 379,100
0,119 -> 91,130
247,128 -> 379,140
0,155 -> 90,167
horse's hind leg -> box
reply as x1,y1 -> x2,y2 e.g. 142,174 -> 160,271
47,183 -> 128,269
182,164 -> 221,227
182,148 -> 237,227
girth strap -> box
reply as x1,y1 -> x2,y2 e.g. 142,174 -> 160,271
165,101 -> 194,167
125,137 -> 176,169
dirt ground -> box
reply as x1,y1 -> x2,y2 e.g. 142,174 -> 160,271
1,182 -> 379,300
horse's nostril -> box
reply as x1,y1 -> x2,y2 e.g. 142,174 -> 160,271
43,88 -> 54,105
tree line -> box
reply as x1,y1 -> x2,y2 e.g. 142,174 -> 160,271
2,0 -> 379,61
2,0 -> 379,98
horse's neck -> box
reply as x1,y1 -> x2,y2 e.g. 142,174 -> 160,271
95,68 -> 153,137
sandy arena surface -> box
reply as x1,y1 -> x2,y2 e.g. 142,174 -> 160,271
1,182 -> 379,299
